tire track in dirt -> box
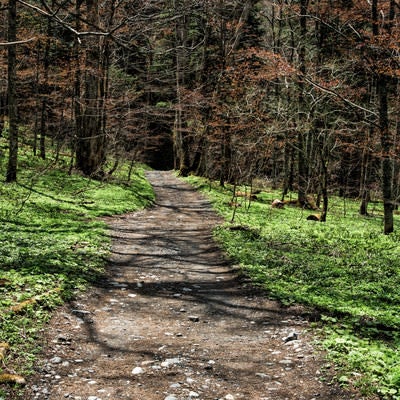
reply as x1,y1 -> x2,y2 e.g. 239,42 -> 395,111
24,171 -> 356,400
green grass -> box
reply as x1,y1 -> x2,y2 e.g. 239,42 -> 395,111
0,144 -> 154,390
186,175 -> 400,399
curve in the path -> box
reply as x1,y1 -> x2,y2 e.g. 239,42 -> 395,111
26,171 -> 353,400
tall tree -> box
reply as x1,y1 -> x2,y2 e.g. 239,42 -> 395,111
296,0 -> 310,206
6,0 -> 17,182
372,0 -> 395,233
173,0 -> 191,176
75,0 -> 106,177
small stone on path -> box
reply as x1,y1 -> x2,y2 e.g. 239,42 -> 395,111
131,367 -> 144,375
164,396 -> 178,400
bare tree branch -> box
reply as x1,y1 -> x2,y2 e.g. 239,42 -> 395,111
303,76 -> 378,118
18,0 -> 110,37
0,37 -> 36,46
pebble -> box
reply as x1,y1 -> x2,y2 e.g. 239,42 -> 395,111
170,383 -> 181,388
279,359 -> 293,365
256,373 -> 270,379
131,367 -> 144,375
164,396 -> 178,400
161,358 -> 181,367
72,309 -> 91,315
110,281 -> 127,288
283,332 -> 298,343
50,356 -> 62,364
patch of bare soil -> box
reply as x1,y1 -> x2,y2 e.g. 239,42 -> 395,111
21,171 -> 359,400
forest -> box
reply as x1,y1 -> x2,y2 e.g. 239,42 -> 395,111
1,1 -> 400,399
1,0 -> 400,233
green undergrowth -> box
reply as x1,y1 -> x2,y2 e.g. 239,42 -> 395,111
186,175 -> 400,399
0,145 -> 154,388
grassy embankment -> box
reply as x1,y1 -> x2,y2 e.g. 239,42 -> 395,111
0,145 -> 154,397
187,175 -> 400,400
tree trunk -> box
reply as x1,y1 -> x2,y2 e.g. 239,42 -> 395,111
378,75 -> 394,234
319,153 -> 329,222
174,0 -> 191,176
219,128 -> 231,187
6,0 -> 18,183
359,128 -> 373,216
75,0 -> 106,177
39,18 -> 52,161
372,0 -> 394,233
297,0 -> 308,205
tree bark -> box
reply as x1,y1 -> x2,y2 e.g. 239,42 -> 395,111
75,0 -> 106,177
371,0 -> 394,233
6,0 -> 18,182
173,0 -> 191,177
297,0 -> 309,205
39,23 -> 52,160
378,75 -> 394,234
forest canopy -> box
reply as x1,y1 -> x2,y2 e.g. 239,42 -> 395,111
1,0 -> 400,233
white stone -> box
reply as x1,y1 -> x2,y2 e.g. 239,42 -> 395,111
131,367 -> 144,375
161,358 -> 181,367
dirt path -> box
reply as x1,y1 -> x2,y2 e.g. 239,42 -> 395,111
25,171 -> 355,400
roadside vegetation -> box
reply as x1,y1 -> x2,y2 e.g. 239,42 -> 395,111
0,143 -> 154,397
186,175 -> 400,400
